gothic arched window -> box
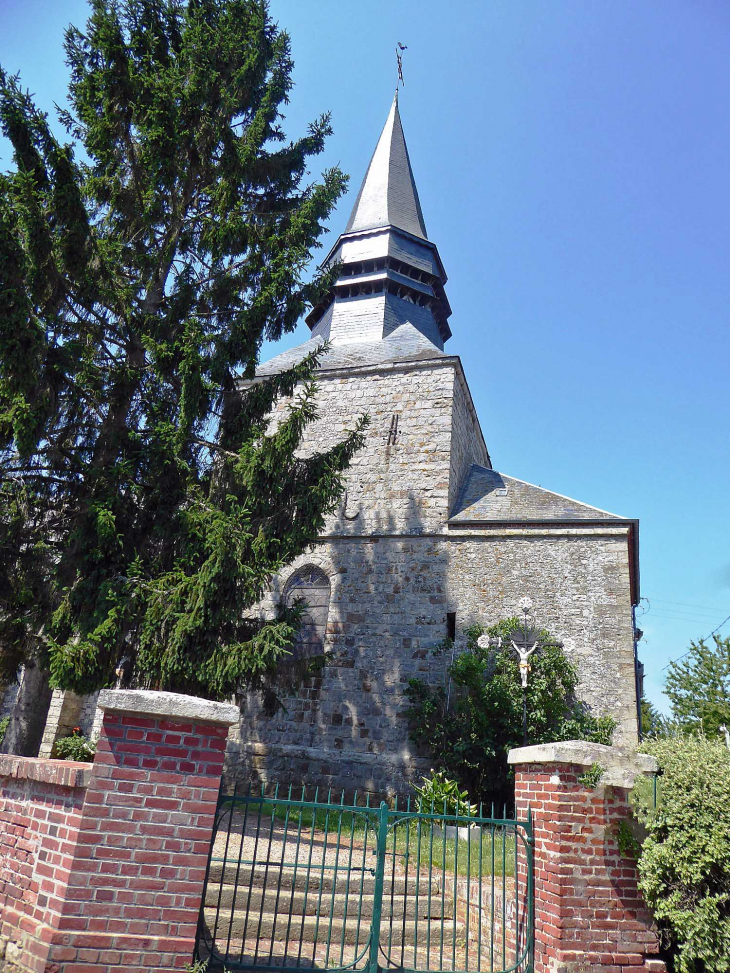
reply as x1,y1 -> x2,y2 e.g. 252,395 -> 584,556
283,566 -> 331,658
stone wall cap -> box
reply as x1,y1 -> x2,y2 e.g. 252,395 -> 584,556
508,740 -> 658,787
0,754 -> 92,789
97,689 -> 239,726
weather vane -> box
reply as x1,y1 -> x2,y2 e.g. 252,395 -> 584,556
396,42 -> 407,92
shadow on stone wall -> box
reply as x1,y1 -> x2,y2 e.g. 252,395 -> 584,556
227,491 -> 450,801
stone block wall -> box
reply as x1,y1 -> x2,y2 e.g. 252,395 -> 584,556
267,358 -> 486,535
228,523 -> 638,795
230,534 -> 449,797
37,692 -> 101,760
446,528 -> 639,744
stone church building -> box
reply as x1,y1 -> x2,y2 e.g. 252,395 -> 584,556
226,95 -> 642,795
2,96 -> 642,795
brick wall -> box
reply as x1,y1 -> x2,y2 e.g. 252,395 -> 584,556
0,690 -> 238,973
511,744 -> 665,973
0,757 -> 90,972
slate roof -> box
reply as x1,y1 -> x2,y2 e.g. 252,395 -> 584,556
255,323 -> 446,378
449,466 -> 628,523
344,93 -> 428,240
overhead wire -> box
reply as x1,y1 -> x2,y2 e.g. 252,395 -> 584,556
637,595 -> 730,670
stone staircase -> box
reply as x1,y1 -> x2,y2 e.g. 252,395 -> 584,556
201,861 -> 469,970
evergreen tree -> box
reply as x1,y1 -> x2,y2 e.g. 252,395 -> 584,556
640,694 -> 668,739
665,635 -> 730,737
0,0 -> 365,704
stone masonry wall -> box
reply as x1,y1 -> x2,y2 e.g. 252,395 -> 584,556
447,528 -> 638,745
228,527 -> 638,795
230,535 -> 448,797
268,359 -> 464,534
226,357 -> 638,794
448,369 -> 491,513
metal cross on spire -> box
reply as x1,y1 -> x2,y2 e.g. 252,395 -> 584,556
396,42 -> 407,92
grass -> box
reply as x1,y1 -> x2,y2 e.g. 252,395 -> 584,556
392,825 -> 516,879
219,800 -> 517,878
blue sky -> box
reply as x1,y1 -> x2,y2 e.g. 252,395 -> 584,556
2,0 -> 729,712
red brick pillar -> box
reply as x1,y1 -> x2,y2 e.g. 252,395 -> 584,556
46,689 -> 238,973
509,741 -> 664,973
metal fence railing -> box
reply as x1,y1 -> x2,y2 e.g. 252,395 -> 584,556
195,784 -> 534,973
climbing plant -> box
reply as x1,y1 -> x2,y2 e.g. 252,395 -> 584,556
405,619 -> 616,807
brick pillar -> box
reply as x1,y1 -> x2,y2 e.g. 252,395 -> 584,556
509,741 -> 664,973
46,689 -> 238,973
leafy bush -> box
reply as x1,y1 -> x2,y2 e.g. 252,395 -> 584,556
405,619 -> 615,807
52,727 -> 96,763
634,735 -> 730,971
0,714 -> 9,746
412,770 -> 478,817
577,762 -> 605,790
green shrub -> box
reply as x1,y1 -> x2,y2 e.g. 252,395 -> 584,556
412,770 -> 478,817
405,619 -> 615,807
52,727 -> 96,763
578,762 -> 604,790
635,735 -> 730,971
0,715 -> 9,746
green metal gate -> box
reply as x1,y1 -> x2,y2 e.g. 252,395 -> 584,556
195,785 -> 533,973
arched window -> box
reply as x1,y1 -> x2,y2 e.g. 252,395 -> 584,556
283,566 -> 331,658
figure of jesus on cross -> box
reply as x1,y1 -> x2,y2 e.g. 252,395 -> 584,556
478,597 -> 563,744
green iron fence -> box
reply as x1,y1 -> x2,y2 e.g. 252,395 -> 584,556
195,785 -> 534,973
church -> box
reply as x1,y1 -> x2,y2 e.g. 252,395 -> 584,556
3,96 -> 642,794
224,94 -> 643,795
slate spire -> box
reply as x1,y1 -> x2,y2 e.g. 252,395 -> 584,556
307,96 -> 451,349
344,93 -> 428,240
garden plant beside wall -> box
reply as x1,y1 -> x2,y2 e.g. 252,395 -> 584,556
634,734 -> 730,971
405,618 -> 616,807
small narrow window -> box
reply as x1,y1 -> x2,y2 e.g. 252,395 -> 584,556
386,414 -> 399,446
446,612 -> 456,641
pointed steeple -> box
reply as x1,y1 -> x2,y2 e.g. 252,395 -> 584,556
344,93 -> 428,240
307,97 -> 451,349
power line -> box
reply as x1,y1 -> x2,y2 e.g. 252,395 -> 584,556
646,596 -> 730,613
661,612 -> 730,670
640,608 -> 727,622
641,609 -> 727,622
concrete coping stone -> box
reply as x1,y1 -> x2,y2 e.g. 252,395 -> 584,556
97,689 -> 240,726
507,740 -> 658,790
0,754 -> 92,789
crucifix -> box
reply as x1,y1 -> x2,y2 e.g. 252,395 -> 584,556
478,597 -> 563,745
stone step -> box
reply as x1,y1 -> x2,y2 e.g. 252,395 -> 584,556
197,935 -> 475,973
203,910 -> 464,947
207,884 -> 453,919
207,861 -> 436,896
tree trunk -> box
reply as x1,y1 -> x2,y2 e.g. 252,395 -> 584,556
0,663 -> 53,756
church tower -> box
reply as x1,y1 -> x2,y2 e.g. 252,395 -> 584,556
21,96 -> 642,785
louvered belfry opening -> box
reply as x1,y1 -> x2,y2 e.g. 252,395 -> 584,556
283,566 -> 331,659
